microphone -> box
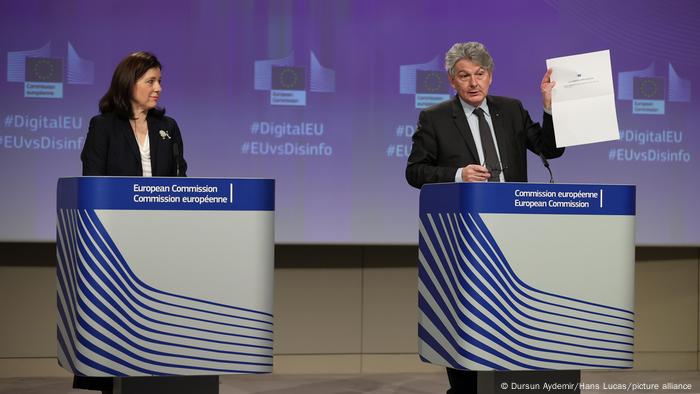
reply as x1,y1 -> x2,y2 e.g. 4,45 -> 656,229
173,140 -> 182,177
539,152 -> 554,183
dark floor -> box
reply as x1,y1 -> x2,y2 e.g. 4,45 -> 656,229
1,371 -> 699,393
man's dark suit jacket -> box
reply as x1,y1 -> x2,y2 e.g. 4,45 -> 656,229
406,95 -> 565,392
406,95 -> 564,188
81,111 -> 187,176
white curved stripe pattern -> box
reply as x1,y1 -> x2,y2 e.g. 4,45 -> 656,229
442,214 -> 632,341
417,212 -> 634,370
57,209 -> 273,376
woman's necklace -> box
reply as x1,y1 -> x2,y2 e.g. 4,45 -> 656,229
130,117 -> 148,145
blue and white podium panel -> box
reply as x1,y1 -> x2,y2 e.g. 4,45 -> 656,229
417,183 -> 636,371
56,177 -> 275,376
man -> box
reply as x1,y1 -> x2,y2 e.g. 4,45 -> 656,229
406,42 -> 564,188
405,42 -> 565,393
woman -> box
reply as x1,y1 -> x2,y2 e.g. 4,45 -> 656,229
81,51 -> 187,177
76,51 -> 186,393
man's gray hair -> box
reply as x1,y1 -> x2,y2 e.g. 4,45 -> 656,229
445,42 -> 494,77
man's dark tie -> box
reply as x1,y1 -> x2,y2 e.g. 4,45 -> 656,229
473,107 -> 500,182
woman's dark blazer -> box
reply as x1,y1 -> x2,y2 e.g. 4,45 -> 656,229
81,111 -> 187,176
75,111 -> 187,391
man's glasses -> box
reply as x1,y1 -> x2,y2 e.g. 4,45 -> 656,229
481,161 -> 508,180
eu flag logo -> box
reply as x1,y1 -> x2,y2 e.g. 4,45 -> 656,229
633,77 -> 665,100
416,70 -> 448,94
25,57 -> 63,82
271,66 -> 306,91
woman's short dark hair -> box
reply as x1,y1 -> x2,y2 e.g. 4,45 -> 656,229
98,51 -> 164,119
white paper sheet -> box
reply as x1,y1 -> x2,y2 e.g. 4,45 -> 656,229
546,50 -> 620,147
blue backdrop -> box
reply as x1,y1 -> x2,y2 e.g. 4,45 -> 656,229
1,0 -> 698,244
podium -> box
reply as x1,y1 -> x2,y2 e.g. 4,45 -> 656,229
417,183 -> 635,391
56,177 -> 274,392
